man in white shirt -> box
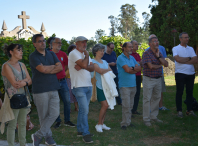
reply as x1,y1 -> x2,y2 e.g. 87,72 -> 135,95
172,32 -> 198,117
68,36 -> 94,143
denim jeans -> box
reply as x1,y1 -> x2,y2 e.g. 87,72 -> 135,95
72,86 -> 92,136
114,73 -> 122,104
56,78 -> 71,123
132,75 -> 141,112
175,73 -> 195,111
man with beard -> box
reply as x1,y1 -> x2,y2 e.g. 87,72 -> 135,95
68,36 -> 94,143
117,42 -> 141,130
51,37 -> 76,129
29,34 -> 63,146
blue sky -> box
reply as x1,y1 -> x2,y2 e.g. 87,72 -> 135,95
0,0 -> 153,41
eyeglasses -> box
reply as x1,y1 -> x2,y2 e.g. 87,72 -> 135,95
37,40 -> 46,43
181,37 -> 190,39
152,41 -> 159,43
55,42 -> 62,45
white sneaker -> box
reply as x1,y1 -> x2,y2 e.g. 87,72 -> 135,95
102,124 -> 111,130
95,124 -> 103,132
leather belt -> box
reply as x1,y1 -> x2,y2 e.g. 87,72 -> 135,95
145,75 -> 161,79
58,78 -> 65,82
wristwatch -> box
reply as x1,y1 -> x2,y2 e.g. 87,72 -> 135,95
157,56 -> 161,59
131,67 -> 134,70
189,57 -> 192,60
25,82 -> 28,86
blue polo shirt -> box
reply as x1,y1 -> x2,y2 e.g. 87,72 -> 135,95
102,51 -> 118,74
146,45 -> 167,73
117,53 -> 138,88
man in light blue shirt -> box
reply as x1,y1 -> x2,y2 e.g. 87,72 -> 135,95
146,34 -> 168,111
117,42 -> 141,130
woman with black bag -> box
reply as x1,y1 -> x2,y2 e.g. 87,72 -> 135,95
0,43 -> 32,146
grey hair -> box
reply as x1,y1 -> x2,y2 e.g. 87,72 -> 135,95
179,32 -> 188,38
148,37 -> 158,43
92,43 -> 105,57
50,37 -> 60,49
131,40 -> 137,47
149,34 -> 156,39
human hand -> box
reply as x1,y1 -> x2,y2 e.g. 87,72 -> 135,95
109,62 -> 116,66
75,65 -> 82,71
84,50 -> 89,56
15,81 -> 26,89
155,48 -> 160,57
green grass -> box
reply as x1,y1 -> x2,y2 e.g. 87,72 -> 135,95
1,76 -> 198,146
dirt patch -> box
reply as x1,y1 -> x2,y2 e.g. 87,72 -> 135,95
142,136 -> 180,146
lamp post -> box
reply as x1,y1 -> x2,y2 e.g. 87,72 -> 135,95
172,29 -> 177,46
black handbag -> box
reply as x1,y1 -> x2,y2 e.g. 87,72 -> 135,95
6,63 -> 28,109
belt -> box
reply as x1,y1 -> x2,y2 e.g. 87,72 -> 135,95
145,75 -> 161,79
58,78 -> 65,82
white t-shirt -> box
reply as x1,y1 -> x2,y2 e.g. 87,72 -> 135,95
68,49 -> 92,89
172,44 -> 197,75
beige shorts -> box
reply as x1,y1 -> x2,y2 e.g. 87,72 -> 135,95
161,75 -> 166,92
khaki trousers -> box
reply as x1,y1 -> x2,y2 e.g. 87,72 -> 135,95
120,87 -> 136,127
143,76 -> 161,122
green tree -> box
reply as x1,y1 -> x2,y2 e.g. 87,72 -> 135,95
95,29 -> 106,42
149,0 -> 198,54
108,15 -> 118,37
69,37 -> 76,45
117,4 -> 139,40
87,37 -> 97,52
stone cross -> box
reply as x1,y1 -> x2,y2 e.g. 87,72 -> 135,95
18,11 -> 30,29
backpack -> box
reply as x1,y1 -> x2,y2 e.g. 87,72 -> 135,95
184,97 -> 198,111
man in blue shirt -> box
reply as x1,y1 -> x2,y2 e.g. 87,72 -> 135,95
102,42 -> 122,105
146,34 -> 168,111
117,42 -> 141,130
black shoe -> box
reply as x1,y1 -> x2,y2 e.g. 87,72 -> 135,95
64,121 -> 76,127
121,126 -> 127,130
132,111 -> 141,115
83,135 -> 93,143
54,122 -> 61,129
77,132 -> 94,137
129,123 -> 135,127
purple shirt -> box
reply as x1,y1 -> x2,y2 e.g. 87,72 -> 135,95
142,48 -> 163,78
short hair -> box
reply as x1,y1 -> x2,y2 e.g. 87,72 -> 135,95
179,32 -> 188,38
148,37 -> 158,43
107,42 -> 114,47
92,43 -> 105,57
131,40 -> 137,47
3,43 -> 23,58
32,34 -> 44,43
122,42 -> 130,48
47,37 -> 55,45
149,34 -> 156,39
68,44 -> 76,54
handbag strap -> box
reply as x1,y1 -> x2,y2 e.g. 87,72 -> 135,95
19,62 -> 27,95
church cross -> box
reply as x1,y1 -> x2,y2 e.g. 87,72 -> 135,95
18,11 -> 30,29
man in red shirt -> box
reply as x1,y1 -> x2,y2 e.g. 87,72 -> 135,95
130,40 -> 142,116
51,37 -> 76,128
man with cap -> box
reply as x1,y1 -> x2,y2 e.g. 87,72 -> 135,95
68,36 -> 94,143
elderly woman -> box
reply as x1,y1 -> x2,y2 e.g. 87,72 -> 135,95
92,43 -> 112,132
0,43 -> 32,146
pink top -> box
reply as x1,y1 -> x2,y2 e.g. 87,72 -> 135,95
130,52 -> 141,76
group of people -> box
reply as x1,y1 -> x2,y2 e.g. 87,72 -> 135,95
0,31 -> 197,146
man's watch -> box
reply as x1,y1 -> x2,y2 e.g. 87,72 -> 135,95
157,56 -> 161,59
25,82 -> 28,86
189,57 -> 192,60
131,67 -> 134,70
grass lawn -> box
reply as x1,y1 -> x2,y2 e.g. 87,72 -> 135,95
0,76 -> 198,146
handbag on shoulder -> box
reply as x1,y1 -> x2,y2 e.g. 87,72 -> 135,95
5,63 -> 28,109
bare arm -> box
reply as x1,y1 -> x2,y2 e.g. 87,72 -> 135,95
49,62 -> 63,74
94,63 -> 111,75
18,63 -> 32,87
147,62 -> 162,69
36,64 -> 55,74
158,57 -> 168,67
186,56 -> 198,64
134,64 -> 142,72
108,62 -> 116,66
174,55 -> 191,63
65,65 -> 68,71
75,51 -> 89,69
85,62 -> 95,72
122,65 -> 137,74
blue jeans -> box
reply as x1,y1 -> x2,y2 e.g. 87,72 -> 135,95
72,86 -> 92,136
56,79 -> 70,123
